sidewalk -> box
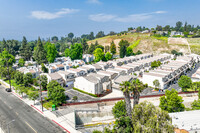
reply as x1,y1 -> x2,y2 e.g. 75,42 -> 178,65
0,79 -> 80,133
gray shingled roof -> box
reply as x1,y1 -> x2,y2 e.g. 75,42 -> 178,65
48,73 -> 62,80
114,75 -> 137,84
84,75 -> 99,83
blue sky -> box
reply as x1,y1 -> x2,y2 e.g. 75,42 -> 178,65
0,0 -> 200,40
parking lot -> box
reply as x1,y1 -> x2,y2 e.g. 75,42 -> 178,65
65,88 -> 99,102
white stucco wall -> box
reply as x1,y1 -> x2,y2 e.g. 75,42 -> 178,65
74,77 -> 97,94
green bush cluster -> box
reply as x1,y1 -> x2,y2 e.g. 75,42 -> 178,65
73,87 -> 98,97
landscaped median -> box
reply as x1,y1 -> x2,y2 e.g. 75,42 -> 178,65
73,87 -> 98,97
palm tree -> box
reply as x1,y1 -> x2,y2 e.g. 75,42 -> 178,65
120,81 -> 132,119
130,79 -> 147,107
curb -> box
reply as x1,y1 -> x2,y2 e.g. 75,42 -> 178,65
31,105 -> 44,114
12,92 -> 23,99
52,120 -> 70,133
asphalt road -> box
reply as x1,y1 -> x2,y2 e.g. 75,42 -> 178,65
0,86 -> 65,133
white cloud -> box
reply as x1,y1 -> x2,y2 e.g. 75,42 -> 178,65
87,0 -> 101,4
31,8 -> 79,20
89,11 -> 167,22
89,14 -> 116,22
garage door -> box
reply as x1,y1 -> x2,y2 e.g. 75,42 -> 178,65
66,81 -> 74,86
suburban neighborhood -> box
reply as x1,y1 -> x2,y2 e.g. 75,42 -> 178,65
1,0 -> 200,133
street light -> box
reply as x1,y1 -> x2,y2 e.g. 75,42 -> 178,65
7,119 -> 15,133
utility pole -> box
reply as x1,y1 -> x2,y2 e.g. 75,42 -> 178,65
6,60 -> 11,91
39,75 -> 43,112
37,64 -> 43,112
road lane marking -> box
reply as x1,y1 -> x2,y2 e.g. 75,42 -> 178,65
15,112 -> 19,116
25,121 -> 37,133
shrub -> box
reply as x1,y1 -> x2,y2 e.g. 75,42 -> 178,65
191,100 -> 200,110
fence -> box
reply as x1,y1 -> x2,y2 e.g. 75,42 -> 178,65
62,91 -> 198,106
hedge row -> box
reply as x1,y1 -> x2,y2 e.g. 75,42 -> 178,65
73,87 -> 98,97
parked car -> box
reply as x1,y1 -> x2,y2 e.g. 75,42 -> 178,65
5,88 -> 12,92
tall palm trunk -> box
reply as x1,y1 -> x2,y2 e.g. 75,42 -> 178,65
123,91 -> 132,119
133,92 -> 140,107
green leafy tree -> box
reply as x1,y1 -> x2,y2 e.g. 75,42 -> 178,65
105,46 -> 110,53
19,36 -> 32,61
68,32 -> 74,39
126,47 -> 133,56
93,48 -> 104,62
47,80 -> 66,106
65,48 -> 70,57
18,58 -> 25,67
16,85 -> 28,97
51,36 -> 58,43
45,42 -> 57,63
81,38 -> 89,54
28,91 -> 39,105
112,100 -> 127,119
175,21 -> 183,31
153,79 -> 160,89
119,40 -> 129,58
178,75 -> 192,92
41,63 -> 48,73
110,41 -> 116,55
191,99 -> 200,110
132,102 -> 174,132
0,48 -> 16,89
69,43 -> 83,60
120,81 -> 132,119
14,71 -> 24,85
23,72 -> 33,87
88,43 -> 96,54
33,37 -> 47,65
112,100 -> 132,133
160,89 -> 185,112
39,75 -> 48,90
95,31 -> 105,38
104,101 -> 174,133
105,52 -> 112,61
95,45 -> 104,52
192,82 -> 200,91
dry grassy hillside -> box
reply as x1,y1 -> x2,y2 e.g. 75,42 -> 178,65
87,33 -> 200,55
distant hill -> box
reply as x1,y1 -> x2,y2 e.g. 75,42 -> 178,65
87,33 -> 200,55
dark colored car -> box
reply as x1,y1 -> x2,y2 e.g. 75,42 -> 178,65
5,88 -> 12,92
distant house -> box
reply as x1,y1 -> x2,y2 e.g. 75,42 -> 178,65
17,66 -> 39,78
106,68 -> 126,76
84,64 -> 103,72
141,30 -> 150,34
113,75 -> 137,89
77,66 -> 95,74
67,68 -> 87,77
156,31 -> 168,35
128,29 -> 137,33
171,31 -> 183,36
57,70 -> 75,87
41,72 -> 65,87
83,54 -> 94,63
97,70 -> 118,80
